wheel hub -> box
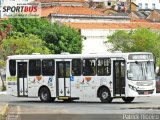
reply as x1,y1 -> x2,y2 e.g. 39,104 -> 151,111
102,92 -> 108,99
42,92 -> 48,100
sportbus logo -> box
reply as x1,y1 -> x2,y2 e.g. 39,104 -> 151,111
1,1 -> 41,18
3,6 -> 38,13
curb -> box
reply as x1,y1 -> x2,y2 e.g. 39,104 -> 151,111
0,104 -> 9,120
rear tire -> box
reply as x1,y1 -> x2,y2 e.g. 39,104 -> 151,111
39,87 -> 51,102
122,97 -> 135,103
99,88 -> 112,103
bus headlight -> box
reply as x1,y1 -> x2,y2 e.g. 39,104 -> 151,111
128,84 -> 137,91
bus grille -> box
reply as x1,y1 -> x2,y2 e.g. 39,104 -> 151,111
137,90 -> 154,95
136,81 -> 153,86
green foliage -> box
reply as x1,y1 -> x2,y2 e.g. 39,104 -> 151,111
3,18 -> 82,54
1,85 -> 6,91
0,32 -> 50,60
44,24 -> 82,54
107,30 -> 133,52
107,28 -> 160,64
0,20 -> 9,31
0,60 -> 6,68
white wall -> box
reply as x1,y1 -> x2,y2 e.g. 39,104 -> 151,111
135,0 -> 160,9
81,29 -> 115,54
2,0 -> 34,5
51,16 -> 130,23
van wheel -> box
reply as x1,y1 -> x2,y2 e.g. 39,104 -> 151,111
99,88 -> 112,103
122,97 -> 134,103
39,87 -> 51,102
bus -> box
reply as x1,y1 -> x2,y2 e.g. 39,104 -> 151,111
6,52 -> 156,103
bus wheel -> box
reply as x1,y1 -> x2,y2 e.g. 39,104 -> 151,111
99,88 -> 112,103
122,97 -> 134,103
39,87 -> 51,102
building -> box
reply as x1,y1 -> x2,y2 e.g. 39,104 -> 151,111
40,0 -> 160,53
88,0 -> 127,8
38,0 -> 131,54
129,1 -> 138,11
64,22 -> 160,53
35,0 -> 88,7
42,5 -> 131,53
147,9 -> 160,22
129,11 -> 151,21
47,6 -> 129,23
1,0 -> 34,5
135,0 -> 160,10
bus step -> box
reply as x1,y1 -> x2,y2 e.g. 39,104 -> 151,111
58,96 -> 69,100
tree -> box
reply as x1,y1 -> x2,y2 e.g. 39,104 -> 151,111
44,23 -> 82,54
0,60 -> 6,91
0,21 -> 12,91
2,18 -> 83,54
107,30 -> 133,52
0,32 -> 50,60
107,28 -> 160,75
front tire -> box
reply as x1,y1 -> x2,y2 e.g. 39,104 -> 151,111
39,87 -> 51,102
122,97 -> 135,103
99,88 -> 112,103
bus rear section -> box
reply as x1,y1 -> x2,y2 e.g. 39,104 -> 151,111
7,60 -> 31,97
7,58 -> 57,102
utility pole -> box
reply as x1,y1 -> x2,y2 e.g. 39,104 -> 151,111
130,0 -> 131,13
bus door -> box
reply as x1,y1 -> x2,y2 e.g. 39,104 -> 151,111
56,61 -> 71,97
113,60 -> 125,97
17,62 -> 28,97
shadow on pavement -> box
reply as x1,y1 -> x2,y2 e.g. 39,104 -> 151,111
9,100 -> 146,105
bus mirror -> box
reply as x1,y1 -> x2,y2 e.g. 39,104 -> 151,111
128,72 -> 133,78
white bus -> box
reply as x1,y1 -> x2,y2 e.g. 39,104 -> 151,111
6,52 -> 156,103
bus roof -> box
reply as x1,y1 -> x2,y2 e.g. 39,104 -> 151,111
7,52 -> 153,60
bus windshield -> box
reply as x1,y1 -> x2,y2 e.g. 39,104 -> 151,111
129,61 -> 155,81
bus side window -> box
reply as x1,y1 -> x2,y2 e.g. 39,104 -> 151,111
83,59 -> 96,76
97,58 -> 111,76
29,60 -> 41,76
9,60 -> 16,76
42,59 -> 55,76
72,59 -> 81,76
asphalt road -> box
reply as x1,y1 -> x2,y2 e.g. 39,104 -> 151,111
1,94 -> 160,120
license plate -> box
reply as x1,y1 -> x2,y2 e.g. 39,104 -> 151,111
144,91 -> 149,95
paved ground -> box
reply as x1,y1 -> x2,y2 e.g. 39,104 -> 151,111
0,103 -> 5,113
1,94 -> 160,113
1,94 -> 160,120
